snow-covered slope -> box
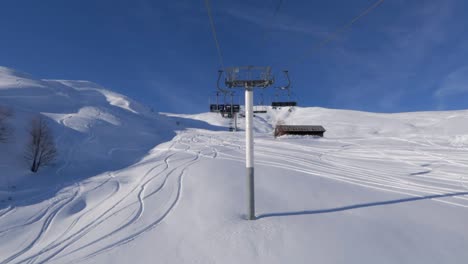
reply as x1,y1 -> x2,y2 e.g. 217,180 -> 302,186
0,66 -> 223,202
1,66 -> 468,264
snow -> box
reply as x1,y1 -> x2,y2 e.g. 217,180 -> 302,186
1,66 -> 468,263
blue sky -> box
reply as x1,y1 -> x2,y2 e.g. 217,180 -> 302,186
1,0 -> 467,113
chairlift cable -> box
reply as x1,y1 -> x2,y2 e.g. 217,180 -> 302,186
204,0 -> 232,98
293,0 -> 385,65
263,0 -> 284,41
259,0 -> 284,69
273,0 -> 284,17
204,0 -> 226,71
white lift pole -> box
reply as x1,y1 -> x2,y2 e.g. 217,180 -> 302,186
221,66 -> 274,220
245,87 -> 255,219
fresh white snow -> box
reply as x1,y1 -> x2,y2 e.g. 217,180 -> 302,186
1,66 -> 468,263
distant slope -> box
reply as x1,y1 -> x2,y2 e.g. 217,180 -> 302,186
251,106 -> 468,138
176,105 -> 468,144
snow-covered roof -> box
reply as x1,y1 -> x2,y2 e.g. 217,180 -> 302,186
276,125 -> 326,132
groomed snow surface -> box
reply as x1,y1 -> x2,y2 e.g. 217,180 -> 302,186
1,66 -> 468,263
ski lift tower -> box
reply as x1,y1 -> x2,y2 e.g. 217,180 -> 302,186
219,66 -> 274,220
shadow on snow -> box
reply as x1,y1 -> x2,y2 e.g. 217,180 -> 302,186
256,192 -> 468,219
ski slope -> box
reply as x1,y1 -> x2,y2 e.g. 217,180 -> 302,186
1,66 -> 468,263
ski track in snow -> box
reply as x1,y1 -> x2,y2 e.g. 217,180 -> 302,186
3,68 -> 468,262
1,126 -> 468,263
193,133 -> 468,208
0,133 -> 203,264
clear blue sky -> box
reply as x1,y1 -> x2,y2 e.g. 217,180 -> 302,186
1,0 -> 467,113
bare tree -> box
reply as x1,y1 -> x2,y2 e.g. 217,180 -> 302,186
0,106 -> 13,143
25,116 -> 57,172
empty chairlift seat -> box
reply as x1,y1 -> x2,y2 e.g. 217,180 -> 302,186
211,104 -> 240,113
271,101 -> 297,107
222,104 -> 241,113
253,105 -> 267,113
210,104 -> 218,112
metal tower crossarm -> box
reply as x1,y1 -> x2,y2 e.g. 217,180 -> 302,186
224,66 -> 274,88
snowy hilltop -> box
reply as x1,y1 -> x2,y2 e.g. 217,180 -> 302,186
1,66 -> 468,264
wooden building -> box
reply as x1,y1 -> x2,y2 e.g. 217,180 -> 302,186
274,125 -> 326,137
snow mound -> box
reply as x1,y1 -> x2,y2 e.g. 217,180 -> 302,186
53,80 -> 148,114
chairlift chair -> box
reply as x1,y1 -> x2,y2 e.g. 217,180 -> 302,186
271,70 -> 297,109
214,73 -> 242,118
209,91 -> 223,113
253,91 -> 268,113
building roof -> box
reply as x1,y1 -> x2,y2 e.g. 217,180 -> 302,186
275,125 -> 326,132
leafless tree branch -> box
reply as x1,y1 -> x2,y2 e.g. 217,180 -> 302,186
24,116 -> 57,172
0,106 -> 13,143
